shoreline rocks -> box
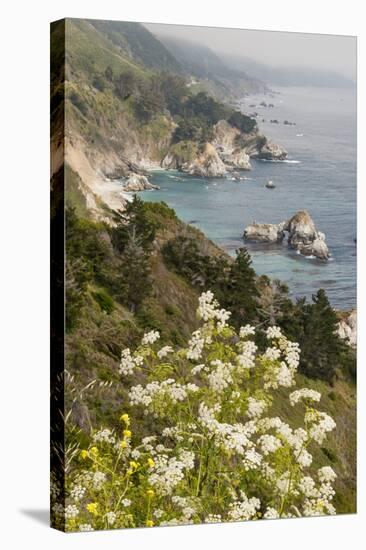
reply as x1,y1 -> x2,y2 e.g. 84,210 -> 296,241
244,222 -> 286,243
243,210 -> 330,260
123,173 -> 160,192
284,211 -> 329,260
251,140 -> 288,161
161,119 -> 287,178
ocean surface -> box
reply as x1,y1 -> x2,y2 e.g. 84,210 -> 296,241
140,86 -> 357,310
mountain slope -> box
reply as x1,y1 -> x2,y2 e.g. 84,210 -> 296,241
153,34 -> 267,99
221,53 -> 355,88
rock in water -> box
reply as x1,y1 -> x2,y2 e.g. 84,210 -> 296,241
243,210 -> 330,260
244,222 -> 285,243
253,140 -> 288,161
123,173 -> 160,192
183,143 -> 227,177
285,210 -> 329,260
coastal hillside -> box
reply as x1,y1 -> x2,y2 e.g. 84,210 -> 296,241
51,20 -> 356,522
51,19 -> 285,219
154,34 -> 267,100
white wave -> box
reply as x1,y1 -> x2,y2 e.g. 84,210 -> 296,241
296,134 -> 304,137
258,159 -> 301,164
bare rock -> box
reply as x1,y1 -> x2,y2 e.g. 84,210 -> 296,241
183,143 -> 227,177
243,210 -> 330,260
285,211 -> 329,260
244,222 -> 286,243
123,173 -> 159,192
337,310 -> 357,347
253,140 -> 288,161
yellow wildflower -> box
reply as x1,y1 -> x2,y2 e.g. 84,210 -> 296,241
120,440 -> 128,449
120,413 -> 130,425
129,460 -> 139,471
80,450 -> 88,460
86,502 -> 98,516
147,458 -> 155,468
146,489 -> 155,498
90,447 -> 99,455
123,429 -> 132,438
146,520 -> 154,527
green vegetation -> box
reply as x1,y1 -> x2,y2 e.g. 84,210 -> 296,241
55,292 -> 354,531
162,234 -> 355,383
51,20 -> 357,526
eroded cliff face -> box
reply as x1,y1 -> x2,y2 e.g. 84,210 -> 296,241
161,119 -> 287,177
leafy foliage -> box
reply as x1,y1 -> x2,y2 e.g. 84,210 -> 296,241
228,111 -> 257,133
54,293 -> 338,531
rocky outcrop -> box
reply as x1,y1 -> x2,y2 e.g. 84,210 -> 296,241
184,144 -> 227,177
244,222 -> 286,243
252,140 -> 288,161
337,310 -> 357,348
244,210 -> 330,260
284,211 -> 329,260
123,173 -> 160,192
162,142 -> 227,177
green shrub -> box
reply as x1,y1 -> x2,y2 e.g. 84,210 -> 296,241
92,289 -> 115,314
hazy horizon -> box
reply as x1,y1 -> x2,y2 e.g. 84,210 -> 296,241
144,22 -> 356,82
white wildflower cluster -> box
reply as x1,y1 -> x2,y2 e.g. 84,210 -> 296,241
65,504 -> 79,520
157,345 -> 173,359
191,363 -> 206,375
148,449 -> 195,495
105,511 -> 117,525
142,330 -> 160,346
197,290 -> 231,330
263,507 -> 280,519
301,467 -> 337,517
119,348 -> 144,376
263,337 -> 300,390
289,388 -> 321,407
228,492 -> 261,521
208,360 -> 234,392
79,524 -> 94,532
258,434 -> 282,455
247,397 -> 267,419
237,340 -> 257,370
205,514 -> 222,523
92,428 -> 116,444
129,379 -> 199,409
266,326 -> 283,340
186,330 -> 206,360
70,484 -> 86,502
239,324 -> 256,338
198,403 -> 257,456
318,466 -> 337,483
306,411 -> 336,444
92,471 -> 107,490
60,291 -> 340,532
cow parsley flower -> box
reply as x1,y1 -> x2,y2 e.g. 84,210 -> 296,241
289,389 -> 321,407
142,330 -> 160,346
157,345 -> 173,359
239,324 -> 256,338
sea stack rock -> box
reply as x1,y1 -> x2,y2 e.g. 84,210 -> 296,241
253,140 -> 288,161
243,210 -> 330,260
285,210 -> 329,260
244,222 -> 286,243
123,173 -> 159,192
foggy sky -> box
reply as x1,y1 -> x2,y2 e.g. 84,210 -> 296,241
145,23 -> 356,81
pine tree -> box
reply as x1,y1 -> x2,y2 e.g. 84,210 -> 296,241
224,248 -> 259,326
297,289 -> 345,382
